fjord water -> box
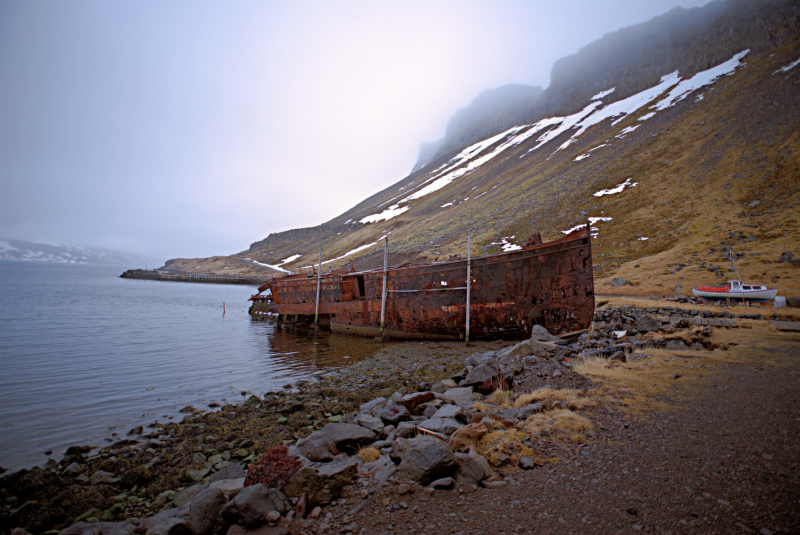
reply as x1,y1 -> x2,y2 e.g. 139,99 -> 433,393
0,260 -> 377,470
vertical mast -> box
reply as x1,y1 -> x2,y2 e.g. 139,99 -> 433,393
466,229 -> 471,344
380,237 -> 388,336
314,244 -> 322,332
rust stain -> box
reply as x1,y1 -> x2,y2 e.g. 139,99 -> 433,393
249,226 -> 595,340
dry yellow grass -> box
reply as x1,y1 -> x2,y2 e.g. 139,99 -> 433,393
490,389 -> 513,407
476,429 -> 533,466
523,409 -> 595,444
513,388 -> 596,411
356,446 -> 381,463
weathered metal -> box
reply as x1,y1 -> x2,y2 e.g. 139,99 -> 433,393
249,226 -> 595,340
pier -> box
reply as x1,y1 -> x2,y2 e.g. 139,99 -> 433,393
120,269 -> 265,285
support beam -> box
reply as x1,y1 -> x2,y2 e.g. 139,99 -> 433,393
380,236 -> 388,336
314,244 -> 322,332
466,230 -> 471,345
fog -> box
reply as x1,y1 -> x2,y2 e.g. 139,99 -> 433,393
0,1 -> 709,261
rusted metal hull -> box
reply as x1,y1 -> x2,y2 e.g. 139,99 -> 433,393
249,227 -> 595,340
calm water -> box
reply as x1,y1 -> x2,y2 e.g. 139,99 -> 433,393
0,260 -> 378,470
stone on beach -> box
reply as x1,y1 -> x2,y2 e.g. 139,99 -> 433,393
284,458 -> 359,506
221,483 -> 289,528
395,435 -> 458,486
319,423 -> 376,454
294,431 -> 338,462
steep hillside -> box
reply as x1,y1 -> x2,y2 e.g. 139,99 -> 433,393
167,0 -> 800,299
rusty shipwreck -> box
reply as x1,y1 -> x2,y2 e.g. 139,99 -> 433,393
248,226 -> 595,340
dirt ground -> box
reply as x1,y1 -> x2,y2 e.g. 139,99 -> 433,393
285,324 -> 800,535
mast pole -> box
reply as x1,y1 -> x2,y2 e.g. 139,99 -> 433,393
466,229 -> 471,345
314,243 -> 322,332
380,237 -> 388,337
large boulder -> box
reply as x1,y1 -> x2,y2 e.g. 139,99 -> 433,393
454,451 -> 493,486
179,487 -> 227,535
295,431 -> 338,462
396,435 -> 458,486
284,458 -> 359,506
57,522 -> 142,535
221,483 -> 289,528
319,423 -> 376,454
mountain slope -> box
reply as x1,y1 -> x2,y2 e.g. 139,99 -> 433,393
166,0 -> 800,298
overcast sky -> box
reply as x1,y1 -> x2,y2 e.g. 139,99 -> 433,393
1,0 -> 709,261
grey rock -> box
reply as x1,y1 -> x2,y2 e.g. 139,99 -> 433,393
431,404 -> 462,421
665,339 -> 689,350
482,480 -> 508,489
396,392 -> 436,414
454,452 -> 492,485
634,315 -> 660,333
359,397 -> 386,414
530,325 -> 560,342
284,458 -> 359,506
210,463 -> 245,482
319,423 -> 376,454
208,478 -> 245,497
144,516 -> 190,535
551,369 -> 562,378
608,351 -> 627,362
497,408 -> 519,420
462,364 -> 513,395
58,522 -> 141,535
354,413 -> 385,436
431,379 -> 458,393
221,483 -> 289,528
517,403 -> 543,419
442,387 -> 475,408
429,477 -> 454,489
519,456 -> 535,469
392,421 -> 418,439
90,470 -> 115,485
295,431 -> 338,462
610,278 -> 627,287
423,404 -> 439,418
417,418 -> 461,436
379,404 -> 410,426
180,487 -> 227,535
396,435 -> 458,485
173,484 -> 203,508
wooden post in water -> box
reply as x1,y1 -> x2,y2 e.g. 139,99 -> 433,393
314,244 -> 322,332
465,230 -> 471,345
380,237 -> 388,337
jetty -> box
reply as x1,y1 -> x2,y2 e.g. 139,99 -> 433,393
120,269 -> 265,285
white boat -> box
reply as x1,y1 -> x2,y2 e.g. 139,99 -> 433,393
692,280 -> 777,302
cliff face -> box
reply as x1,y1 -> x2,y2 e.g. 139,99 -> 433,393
535,0 -> 799,118
420,0 -> 798,164
415,84 -> 544,170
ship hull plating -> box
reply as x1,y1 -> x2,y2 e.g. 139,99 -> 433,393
249,228 -> 594,340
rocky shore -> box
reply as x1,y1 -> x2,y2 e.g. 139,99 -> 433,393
2,301 -> 797,535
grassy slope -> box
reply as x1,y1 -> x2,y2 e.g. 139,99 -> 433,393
171,45 -> 800,297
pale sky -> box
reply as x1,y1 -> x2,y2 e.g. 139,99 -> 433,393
0,0 -> 709,261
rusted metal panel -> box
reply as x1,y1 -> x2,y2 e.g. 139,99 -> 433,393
249,226 -> 595,340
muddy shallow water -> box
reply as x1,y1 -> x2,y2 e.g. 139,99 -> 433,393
0,260 -> 378,470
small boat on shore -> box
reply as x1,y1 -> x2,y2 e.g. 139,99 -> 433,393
248,226 -> 596,340
692,280 -> 777,302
